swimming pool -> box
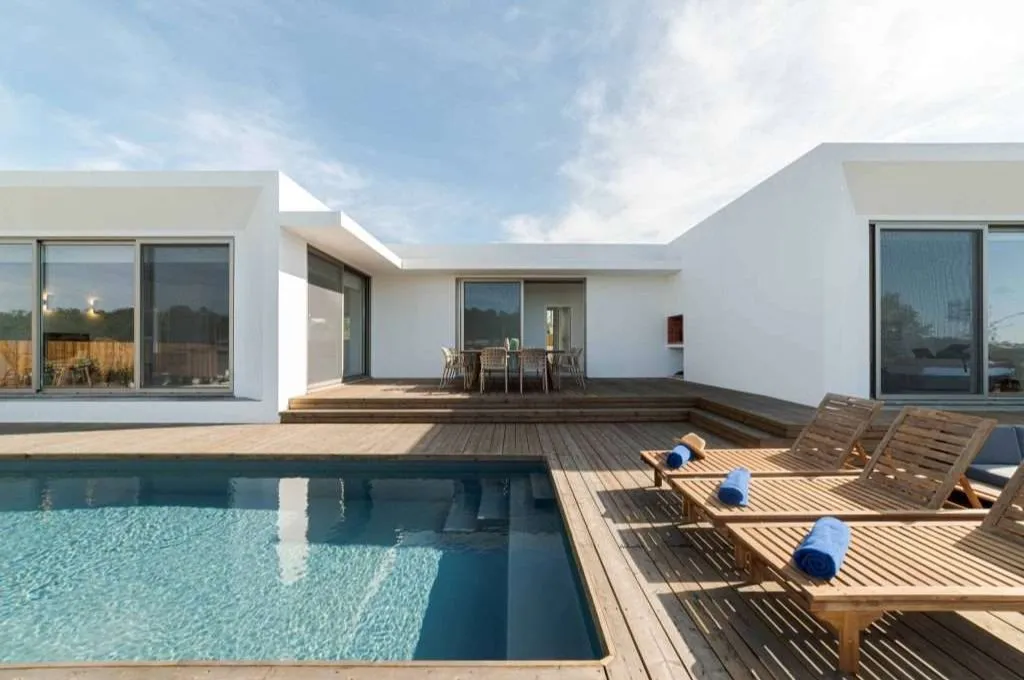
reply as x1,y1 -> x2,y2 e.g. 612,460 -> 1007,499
0,457 -> 603,664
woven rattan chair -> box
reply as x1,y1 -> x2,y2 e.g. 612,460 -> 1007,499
519,348 -> 548,394
479,347 -> 508,394
439,346 -> 461,388
558,347 -> 585,390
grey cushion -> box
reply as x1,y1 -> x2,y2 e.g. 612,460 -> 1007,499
967,463 -> 1021,489
972,426 -> 1024,465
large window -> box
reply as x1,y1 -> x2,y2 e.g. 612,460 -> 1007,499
0,245 -> 33,389
41,244 -> 136,390
874,224 -> 1024,398
141,245 -> 231,388
0,240 -> 232,394
461,281 -> 522,350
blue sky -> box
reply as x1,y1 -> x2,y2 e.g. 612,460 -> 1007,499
4,1 -> 1024,244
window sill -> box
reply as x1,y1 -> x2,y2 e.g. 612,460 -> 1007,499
0,392 -> 240,400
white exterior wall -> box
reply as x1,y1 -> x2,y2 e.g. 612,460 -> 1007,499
585,274 -> 681,378
670,151 -> 841,405
277,229 -> 309,408
371,274 -> 457,378
0,174 -> 285,423
672,144 -> 1024,406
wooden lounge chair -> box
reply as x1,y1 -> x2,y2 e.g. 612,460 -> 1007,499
728,459 -> 1024,674
640,393 -> 883,484
669,407 -> 997,525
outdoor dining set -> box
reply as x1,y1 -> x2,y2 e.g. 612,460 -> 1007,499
439,343 -> 585,393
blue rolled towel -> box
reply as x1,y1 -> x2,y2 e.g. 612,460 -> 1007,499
793,517 -> 851,580
665,444 -> 692,469
717,467 -> 751,506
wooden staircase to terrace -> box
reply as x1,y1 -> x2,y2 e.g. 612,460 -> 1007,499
281,378 -> 804,447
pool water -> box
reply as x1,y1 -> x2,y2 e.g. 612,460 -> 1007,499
0,458 -> 602,663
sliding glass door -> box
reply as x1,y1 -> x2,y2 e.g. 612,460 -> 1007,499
307,250 -> 369,388
307,252 -> 345,388
343,271 -> 367,378
461,281 -> 523,349
987,230 -> 1024,396
876,229 -> 982,396
873,224 -> 1024,398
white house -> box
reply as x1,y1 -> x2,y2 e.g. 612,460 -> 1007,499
0,171 -> 682,423
676,143 -> 1024,408
1,143 -> 1023,424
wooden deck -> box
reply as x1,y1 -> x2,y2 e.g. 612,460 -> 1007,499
1,421 -> 1022,679
286,378 -> 812,437
303,378 -> 703,402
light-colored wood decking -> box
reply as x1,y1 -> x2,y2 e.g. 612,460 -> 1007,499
1,422 -> 1023,680
303,378 -> 701,401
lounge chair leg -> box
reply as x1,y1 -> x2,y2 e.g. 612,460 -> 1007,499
683,499 -> 697,524
733,544 -> 748,572
820,611 -> 880,675
745,554 -> 769,584
653,468 -> 663,487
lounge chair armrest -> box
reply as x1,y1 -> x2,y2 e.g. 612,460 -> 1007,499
884,508 -> 990,521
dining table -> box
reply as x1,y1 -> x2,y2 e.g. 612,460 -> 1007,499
458,348 -> 565,391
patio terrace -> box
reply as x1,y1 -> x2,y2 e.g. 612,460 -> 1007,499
1,419 -> 1022,680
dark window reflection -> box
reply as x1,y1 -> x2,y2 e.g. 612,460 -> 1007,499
463,282 -> 521,350
878,230 -> 981,395
41,244 -> 135,389
141,245 -> 230,388
0,244 -> 33,389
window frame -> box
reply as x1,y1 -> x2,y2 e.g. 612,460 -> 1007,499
0,239 -> 38,394
456,278 -> 526,350
872,221 -> 992,400
0,237 -> 234,397
306,246 -> 371,385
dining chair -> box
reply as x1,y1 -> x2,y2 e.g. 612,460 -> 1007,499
519,348 -> 548,394
439,346 -> 461,388
479,347 -> 509,394
562,347 -> 585,390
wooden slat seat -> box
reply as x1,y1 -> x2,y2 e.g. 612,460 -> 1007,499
728,458 -> 1024,673
640,447 -> 856,483
668,474 -> 987,523
641,393 -> 882,483
669,407 -> 997,525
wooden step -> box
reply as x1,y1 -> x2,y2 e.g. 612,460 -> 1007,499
689,409 -> 792,448
288,395 -> 696,411
280,407 -> 693,424
696,398 -> 802,438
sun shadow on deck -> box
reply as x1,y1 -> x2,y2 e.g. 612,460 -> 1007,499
595,480 -> 1024,680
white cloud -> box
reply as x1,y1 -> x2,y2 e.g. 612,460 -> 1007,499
505,0 -> 1024,243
